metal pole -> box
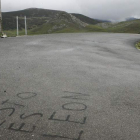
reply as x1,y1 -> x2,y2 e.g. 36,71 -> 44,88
0,0 -> 2,34
25,16 -> 27,35
17,16 -> 19,36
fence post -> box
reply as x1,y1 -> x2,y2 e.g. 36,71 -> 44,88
25,16 -> 27,35
16,16 -> 19,36
0,0 -> 2,34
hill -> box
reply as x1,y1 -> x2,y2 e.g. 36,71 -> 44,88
125,17 -> 138,21
2,8 -> 63,30
2,8 -> 105,36
71,13 -> 102,25
2,8 -> 90,36
29,12 -> 88,35
97,19 -> 140,34
2,8 -> 105,30
2,8 -> 140,36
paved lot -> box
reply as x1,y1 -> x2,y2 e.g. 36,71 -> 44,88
0,33 -> 140,140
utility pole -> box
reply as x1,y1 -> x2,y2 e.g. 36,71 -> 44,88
16,16 -> 19,36
25,16 -> 27,35
0,0 -> 2,34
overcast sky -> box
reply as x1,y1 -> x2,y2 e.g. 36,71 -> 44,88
2,0 -> 140,21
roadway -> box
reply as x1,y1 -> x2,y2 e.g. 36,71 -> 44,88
0,33 -> 140,140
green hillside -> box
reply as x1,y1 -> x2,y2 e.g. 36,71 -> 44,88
2,9 -> 89,36
2,8 -> 63,30
2,8 -> 140,36
30,19 -> 140,34
29,22 -> 83,35
107,20 -> 140,33
29,23 -> 105,35
2,9 -> 102,30
29,11 -> 88,34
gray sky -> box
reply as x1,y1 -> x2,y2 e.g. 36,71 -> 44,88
2,0 -> 140,21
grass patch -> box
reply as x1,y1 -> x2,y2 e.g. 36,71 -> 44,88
3,29 -> 26,37
106,20 -> 140,34
3,19 -> 140,37
85,25 -> 106,32
136,42 -> 140,50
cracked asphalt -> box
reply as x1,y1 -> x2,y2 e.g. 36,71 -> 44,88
0,33 -> 140,140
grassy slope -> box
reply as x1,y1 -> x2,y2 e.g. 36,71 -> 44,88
2,9 -> 140,36
29,21 -> 85,35
2,8 -> 62,30
85,25 -> 106,32
2,8 -> 105,36
4,20 -> 140,37
24,22 -> 106,35
4,24 -> 104,37
107,20 -> 140,33
4,29 -> 25,37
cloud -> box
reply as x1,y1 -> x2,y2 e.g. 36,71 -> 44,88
2,0 -> 140,21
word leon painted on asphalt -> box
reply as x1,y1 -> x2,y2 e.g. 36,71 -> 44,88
0,91 -> 90,140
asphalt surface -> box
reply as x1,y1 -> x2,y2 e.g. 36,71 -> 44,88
0,33 -> 140,140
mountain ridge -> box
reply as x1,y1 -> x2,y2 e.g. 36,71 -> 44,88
2,8 -> 140,36
2,8 -> 103,30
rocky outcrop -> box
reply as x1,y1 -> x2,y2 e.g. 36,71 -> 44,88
70,14 -> 88,27
47,12 -> 88,29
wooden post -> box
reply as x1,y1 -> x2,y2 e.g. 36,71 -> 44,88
17,16 -> 19,36
0,0 -> 2,34
25,16 -> 27,35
